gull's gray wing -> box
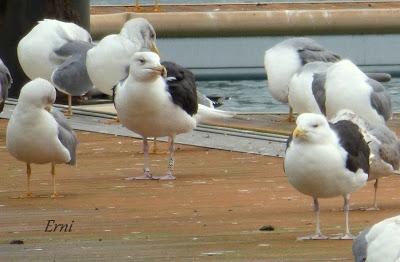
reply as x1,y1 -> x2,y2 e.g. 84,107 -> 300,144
311,72 -> 327,115
51,108 -> 78,165
367,78 -> 392,121
370,124 -> 400,170
0,59 -> 12,112
52,41 -> 95,96
353,228 -> 370,262
288,38 -> 341,65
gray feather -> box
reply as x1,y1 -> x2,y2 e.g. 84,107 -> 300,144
50,108 -> 78,165
367,78 -> 392,121
370,124 -> 400,170
52,41 -> 95,96
311,72 -> 327,115
53,40 -> 93,58
352,228 -> 370,262
286,38 -> 341,65
0,59 -> 12,112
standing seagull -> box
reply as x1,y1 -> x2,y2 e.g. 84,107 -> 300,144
17,19 -> 93,115
284,113 -> 369,239
6,78 -> 78,197
0,58 -> 12,113
115,52 -> 197,180
87,18 -> 159,96
353,215 -> 400,262
264,37 -> 340,121
332,110 -> 400,210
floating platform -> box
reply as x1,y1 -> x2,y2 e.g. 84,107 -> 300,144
1,112 -> 400,260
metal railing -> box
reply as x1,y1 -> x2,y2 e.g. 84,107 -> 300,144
134,0 -> 160,11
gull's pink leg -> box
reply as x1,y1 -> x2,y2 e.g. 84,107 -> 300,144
366,179 -> 380,211
126,137 -> 155,180
155,136 -> 176,180
330,194 -> 355,240
297,198 -> 328,240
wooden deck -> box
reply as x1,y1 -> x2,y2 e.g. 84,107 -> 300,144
1,118 -> 400,261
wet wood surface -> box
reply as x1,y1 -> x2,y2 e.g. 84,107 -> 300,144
1,118 -> 400,261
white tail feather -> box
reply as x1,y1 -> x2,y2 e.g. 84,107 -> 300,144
195,104 -> 236,124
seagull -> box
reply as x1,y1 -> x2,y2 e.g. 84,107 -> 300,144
353,215 -> 400,261
17,19 -> 93,115
6,78 -> 78,197
288,59 -> 392,125
331,109 -> 400,210
51,40 -> 95,115
264,37 -> 341,121
288,61 -> 332,115
115,52 -> 197,180
0,58 -> 12,113
86,17 -> 159,96
284,113 -> 369,240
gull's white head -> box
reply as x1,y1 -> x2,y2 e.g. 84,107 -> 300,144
120,18 -> 159,54
129,52 -> 166,82
18,78 -> 56,109
292,113 -> 334,144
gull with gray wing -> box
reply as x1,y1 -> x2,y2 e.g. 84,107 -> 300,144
87,18 -> 159,96
353,215 -> 400,262
6,78 -> 78,197
0,58 -> 12,113
264,37 -> 340,121
17,19 -> 93,115
332,109 -> 400,210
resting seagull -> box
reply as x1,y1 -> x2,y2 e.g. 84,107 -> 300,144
353,215 -> 400,262
264,37 -> 340,121
6,78 -> 78,197
288,61 -> 332,115
289,59 -> 392,125
115,52 -> 197,180
17,19 -> 93,115
332,110 -> 400,210
87,18 -> 159,96
284,113 -> 369,239
0,58 -> 12,113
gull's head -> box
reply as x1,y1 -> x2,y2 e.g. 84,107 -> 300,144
129,52 -> 166,82
120,18 -> 159,55
18,78 -> 56,110
292,113 -> 333,144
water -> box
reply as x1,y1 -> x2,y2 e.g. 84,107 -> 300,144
197,78 -> 400,112
90,0 -> 400,113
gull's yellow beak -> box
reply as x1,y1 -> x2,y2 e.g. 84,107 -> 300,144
293,127 -> 306,138
151,41 -> 160,55
45,105 -> 52,112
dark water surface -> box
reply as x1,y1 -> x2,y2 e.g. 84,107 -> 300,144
196,78 -> 400,113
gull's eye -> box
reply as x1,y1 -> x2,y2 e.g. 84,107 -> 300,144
312,124 -> 319,128
138,58 -> 145,64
